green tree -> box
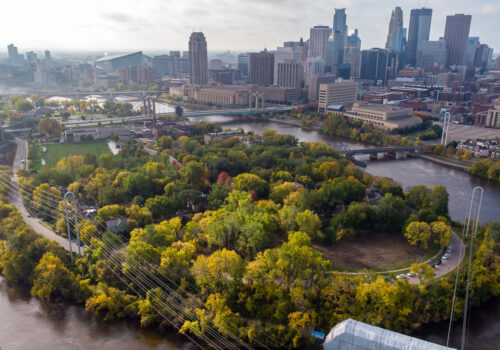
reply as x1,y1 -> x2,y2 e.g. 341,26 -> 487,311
31,252 -> 77,302
191,248 -> 244,295
233,173 -> 267,198
410,262 -> 435,283
15,99 -> 33,112
404,221 -> 432,249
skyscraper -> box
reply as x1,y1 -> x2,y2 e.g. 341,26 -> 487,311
473,44 -> 493,71
333,8 -> 347,50
407,8 -> 432,66
249,50 -> 274,86
346,29 -> 361,50
238,53 -> 249,77
360,48 -> 388,84
344,47 -> 361,78
188,32 -> 208,85
276,59 -> 303,90
273,47 -> 301,85
309,26 -> 330,58
444,14 -> 472,67
325,31 -> 343,73
385,7 -> 404,50
416,39 -> 448,70
465,37 -> 481,66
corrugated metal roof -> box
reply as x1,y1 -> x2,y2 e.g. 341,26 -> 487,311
323,319 -> 456,350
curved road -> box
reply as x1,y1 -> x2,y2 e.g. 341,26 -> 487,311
329,232 -> 465,284
8,137 -> 81,254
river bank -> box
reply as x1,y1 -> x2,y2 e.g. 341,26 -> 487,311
0,276 -> 190,350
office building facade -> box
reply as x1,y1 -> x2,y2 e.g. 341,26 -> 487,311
309,26 -> 330,58
238,53 -> 249,77
416,40 -> 447,70
318,80 -> 358,112
385,7 -> 404,50
189,32 -> 208,85
273,47 -> 301,85
249,50 -> 274,86
360,48 -> 389,84
407,8 -> 432,66
276,59 -> 303,90
444,14 -> 472,67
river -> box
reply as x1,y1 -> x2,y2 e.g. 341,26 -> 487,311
0,276 -> 191,350
1,116 -> 499,349
189,116 -> 500,224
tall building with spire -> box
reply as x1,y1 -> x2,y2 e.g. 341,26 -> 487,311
407,8 -> 432,66
385,7 -> 404,50
444,14 -> 472,67
188,32 -> 208,85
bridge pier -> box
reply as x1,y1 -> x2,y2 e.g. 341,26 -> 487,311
384,152 -> 396,159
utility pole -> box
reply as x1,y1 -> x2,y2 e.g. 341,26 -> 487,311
441,112 -> 451,146
460,187 -> 483,350
0,120 -> 4,142
64,192 -> 82,262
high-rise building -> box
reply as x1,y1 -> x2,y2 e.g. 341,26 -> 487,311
249,50 -> 274,86
385,7 -> 404,50
474,44 -> 493,71
44,50 -> 51,63
309,26 -> 330,58
326,31 -> 343,73
444,14 -> 472,67
25,51 -> 38,65
360,48 -> 389,84
238,53 -> 249,77
416,40 -> 448,70
308,74 -> 337,101
284,38 -> 308,61
273,47 -> 301,85
7,44 -> 24,65
318,80 -> 358,112
346,29 -> 361,49
466,37 -> 481,66
407,8 -> 433,66
276,59 -> 303,90
305,56 -> 325,86
344,47 -> 361,78
188,32 -> 208,85
333,8 -> 347,50
390,27 -> 407,53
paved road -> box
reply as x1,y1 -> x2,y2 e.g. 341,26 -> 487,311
9,138 -> 81,255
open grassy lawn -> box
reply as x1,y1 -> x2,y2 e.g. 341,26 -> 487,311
315,233 -> 437,271
34,141 -> 110,169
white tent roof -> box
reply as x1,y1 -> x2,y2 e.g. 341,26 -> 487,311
323,319 -> 456,350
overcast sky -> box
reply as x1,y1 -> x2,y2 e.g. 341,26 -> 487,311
1,0 -> 499,55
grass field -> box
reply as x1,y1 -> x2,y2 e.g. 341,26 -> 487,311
34,141 -> 110,169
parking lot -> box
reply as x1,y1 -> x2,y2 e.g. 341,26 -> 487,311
445,124 -> 500,142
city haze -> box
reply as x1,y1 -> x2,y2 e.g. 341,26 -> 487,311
0,0 -> 499,52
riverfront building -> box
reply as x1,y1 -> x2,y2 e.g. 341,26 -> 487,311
318,80 -> 358,112
343,102 -> 422,131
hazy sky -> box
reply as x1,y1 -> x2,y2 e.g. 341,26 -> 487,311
1,0 -> 499,54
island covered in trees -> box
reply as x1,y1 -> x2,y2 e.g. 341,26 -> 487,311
0,124 -> 499,349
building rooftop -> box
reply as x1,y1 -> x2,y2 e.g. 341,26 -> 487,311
95,51 -> 142,63
323,319 -> 455,350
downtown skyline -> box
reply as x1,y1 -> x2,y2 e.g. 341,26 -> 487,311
0,0 -> 499,54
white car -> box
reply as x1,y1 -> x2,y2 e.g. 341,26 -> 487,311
407,272 -> 416,278
442,254 -> 449,260
447,247 -> 452,253
396,274 -> 407,279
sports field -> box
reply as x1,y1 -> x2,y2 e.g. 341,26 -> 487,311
35,141 -> 110,169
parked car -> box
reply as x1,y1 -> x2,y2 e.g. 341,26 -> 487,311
436,259 -> 441,265
447,247 -> 452,253
407,272 -> 416,278
396,274 -> 407,279
442,254 -> 449,260
431,263 -> 436,269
